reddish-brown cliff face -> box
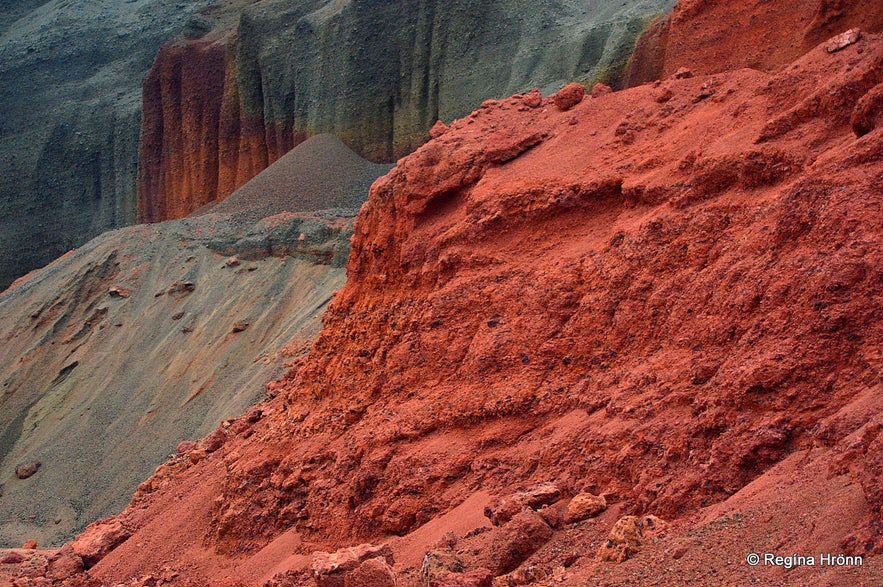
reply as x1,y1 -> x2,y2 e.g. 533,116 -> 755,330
138,31 -> 305,223
41,32 -> 883,587
625,0 -> 883,86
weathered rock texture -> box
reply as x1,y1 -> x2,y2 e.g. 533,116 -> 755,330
624,0 -> 883,86
0,135 -> 388,548
137,0 -> 677,222
0,0 -> 220,291
54,33 -> 883,587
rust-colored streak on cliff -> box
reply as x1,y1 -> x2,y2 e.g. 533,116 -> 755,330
139,35 -> 224,223
626,0 -> 883,85
138,32 -> 305,223
621,14 -> 669,89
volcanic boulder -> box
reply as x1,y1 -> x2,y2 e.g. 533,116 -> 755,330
311,544 -> 395,587
15,463 -> 41,480
554,83 -> 586,111
46,552 -> 85,581
597,515 -> 669,563
1,552 -> 24,564
481,511 -> 553,576
484,483 -> 562,526
565,493 -> 608,523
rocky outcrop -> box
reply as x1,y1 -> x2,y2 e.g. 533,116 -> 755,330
310,543 -> 395,587
61,33 -> 883,587
596,515 -> 668,563
624,0 -> 883,85
136,0 -> 677,222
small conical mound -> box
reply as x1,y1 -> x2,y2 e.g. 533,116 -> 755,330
199,134 -> 393,224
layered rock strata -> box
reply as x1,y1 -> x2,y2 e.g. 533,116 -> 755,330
0,0 -> 218,291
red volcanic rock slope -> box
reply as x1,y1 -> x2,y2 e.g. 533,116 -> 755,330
625,0 -> 883,85
50,33 -> 883,587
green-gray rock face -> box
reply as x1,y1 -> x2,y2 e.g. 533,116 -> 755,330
233,0 -> 677,161
0,0 -> 215,290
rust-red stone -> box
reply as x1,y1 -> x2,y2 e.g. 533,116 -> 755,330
76,28 -> 883,587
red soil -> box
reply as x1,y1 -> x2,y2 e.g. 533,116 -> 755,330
18,29 -> 883,587
626,0 -> 883,85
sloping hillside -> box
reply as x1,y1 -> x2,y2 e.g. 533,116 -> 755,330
0,134 -> 389,549
20,30 -> 880,587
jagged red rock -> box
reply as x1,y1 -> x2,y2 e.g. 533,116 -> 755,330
46,552 -> 84,581
73,30 -> 883,587
1,552 -> 25,564
481,511 -> 553,575
430,121 -> 450,139
429,569 -> 493,587
553,83 -> 585,111
484,483 -> 562,526
70,519 -> 131,568
522,89 -> 542,108
311,544 -> 394,587
597,515 -> 669,563
590,83 -> 612,98
176,441 -> 199,455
